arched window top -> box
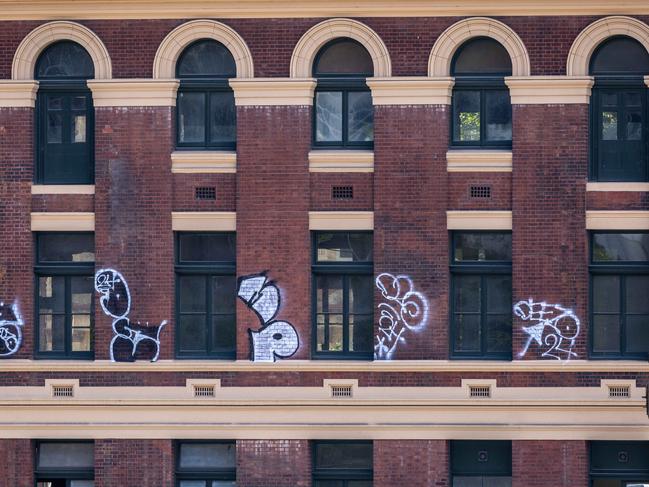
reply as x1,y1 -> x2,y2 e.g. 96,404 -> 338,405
451,37 -> 513,76
589,35 -> 649,76
313,38 -> 374,77
176,39 -> 237,78
35,41 -> 94,80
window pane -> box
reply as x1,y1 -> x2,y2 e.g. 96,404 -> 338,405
314,482 -> 343,487
70,482 -> 94,487
178,315 -> 207,352
454,314 -> 481,352
590,36 -> 649,75
180,481 -> 207,487
485,91 -> 511,141
347,91 -> 373,142
73,114 -> 87,143
454,233 -> 512,262
38,442 -> 94,468
350,313 -> 372,353
626,315 -> 649,353
35,41 -> 95,79
212,314 -> 236,352
39,314 -> 65,352
316,91 -> 343,142
212,276 -> 236,314
179,443 -> 236,469
178,233 -> 236,263
313,39 -> 374,76
593,234 -> 649,262
38,233 -> 95,263
316,232 -> 373,262
592,315 -> 621,353
348,482 -> 373,487
453,478 -> 482,487
626,276 -> 649,313
178,91 -> 206,144
454,91 -> 481,142
47,112 -> 63,144
485,276 -> 511,313
209,91 -> 236,144
315,442 -> 372,469
179,276 -> 206,312
452,38 -> 513,75
39,276 -> 65,313
602,111 -> 618,140
317,276 -> 343,314
71,276 -> 93,313
72,315 -> 92,352
454,276 -> 481,313
350,276 -> 373,314
484,478 -> 513,487
593,275 -> 620,313
177,40 -> 236,78
486,315 -> 512,354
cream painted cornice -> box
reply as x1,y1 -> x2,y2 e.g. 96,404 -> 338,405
172,212 -> 236,231
446,150 -> 512,172
171,151 -> 237,174
309,211 -> 373,230
2,1 -> 649,19
646,76 -> 649,88
31,212 -> 94,231
229,78 -> 316,106
587,182 -> 649,192
31,185 -> 95,195
88,79 -> 179,107
308,150 -> 374,173
505,76 -> 594,104
586,210 -> 649,230
0,80 -> 38,108
367,77 -> 454,105
447,211 -> 512,230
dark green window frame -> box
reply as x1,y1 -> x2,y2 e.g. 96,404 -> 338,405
174,232 -> 236,359
311,231 -> 373,360
590,441 -> 649,487
34,232 -> 95,360
175,441 -> 236,486
450,231 -> 513,360
451,440 -> 512,487
34,440 -> 94,487
589,232 -> 649,360
312,440 -> 373,487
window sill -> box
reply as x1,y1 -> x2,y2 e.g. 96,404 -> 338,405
309,211 -> 374,230
308,150 -> 374,173
447,211 -> 512,230
171,150 -> 237,174
587,182 -> 649,192
31,185 -> 95,194
446,149 -> 512,172
171,212 -> 236,231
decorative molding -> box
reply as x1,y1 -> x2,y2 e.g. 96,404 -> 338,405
30,212 -> 95,231
31,185 -> 95,195
291,18 -> 391,78
171,151 -> 237,173
447,211 -> 512,230
568,16 -> 649,76
171,211 -> 236,231
308,150 -> 374,173
367,77 -> 454,105
446,150 -> 512,172
586,211 -> 649,230
309,211 -> 374,230
429,17 -> 531,77
0,81 -> 38,107
87,79 -> 179,107
645,75 -> 649,89
12,21 -> 111,80
587,182 -> 649,192
153,19 -> 254,78
230,78 -> 316,106
505,76 -> 594,104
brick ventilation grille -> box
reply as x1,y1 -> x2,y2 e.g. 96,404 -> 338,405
469,185 -> 492,198
193,385 -> 216,397
332,185 -> 354,200
608,385 -> 630,398
52,385 -> 74,398
469,385 -> 491,398
195,186 -> 217,200
330,384 -> 353,398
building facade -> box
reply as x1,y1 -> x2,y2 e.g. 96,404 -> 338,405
0,1 -> 648,485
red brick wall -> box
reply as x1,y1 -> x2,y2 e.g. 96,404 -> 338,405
0,439 -> 33,487
237,440 -> 311,487
310,172 -> 373,211
375,440 -> 449,487
95,439 -> 173,487
448,173 -> 512,210
374,105 -> 449,359
512,440 -> 588,487
587,190 -> 649,210
511,104 -> 589,360
172,173 -> 236,212
31,193 -> 94,212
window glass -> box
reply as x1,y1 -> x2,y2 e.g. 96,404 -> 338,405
314,442 -> 373,469
454,233 -> 512,262
179,443 -> 236,469
178,233 -> 236,263
37,442 -> 94,469
316,91 -> 344,142
35,41 -> 94,79
316,233 -> 373,262
210,92 -> 236,144
452,37 -> 513,76
590,36 -> 649,76
178,92 -> 206,144
485,91 -> 512,141
347,91 -> 374,142
592,233 -> 649,262
451,441 -> 512,476
454,91 -> 481,142
38,233 -> 95,263
177,40 -> 236,78
313,39 -> 374,76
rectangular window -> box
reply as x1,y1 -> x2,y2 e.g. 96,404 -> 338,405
312,232 -> 373,359
451,441 -> 512,487
452,88 -> 512,147
590,233 -> 649,359
177,85 -> 236,150
590,441 -> 649,487
176,441 -> 236,486
175,233 -> 236,359
451,232 -> 512,359
35,441 -> 94,486
313,441 -> 373,487
35,233 -> 95,359
314,87 -> 373,148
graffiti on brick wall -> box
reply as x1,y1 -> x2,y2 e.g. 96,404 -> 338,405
374,273 -> 429,360
237,272 -> 299,362
0,301 -> 23,357
95,269 -> 167,362
514,298 -> 580,361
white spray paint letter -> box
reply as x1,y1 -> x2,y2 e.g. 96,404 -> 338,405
0,301 -> 24,357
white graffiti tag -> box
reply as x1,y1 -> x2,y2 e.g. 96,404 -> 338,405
374,273 -> 429,360
237,272 -> 299,362
0,301 -> 23,357
514,298 -> 580,361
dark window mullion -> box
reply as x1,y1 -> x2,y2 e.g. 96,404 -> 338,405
205,274 -> 212,355
204,90 -> 212,146
342,90 -> 349,146
479,89 -> 486,143
343,275 -> 350,352
480,274 -> 487,355
620,275 -> 627,355
64,275 -> 71,355
322,276 -> 330,351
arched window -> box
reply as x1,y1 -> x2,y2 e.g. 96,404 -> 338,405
451,37 -> 512,147
590,36 -> 649,182
313,39 -> 374,149
35,41 -> 94,184
176,39 -> 237,150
